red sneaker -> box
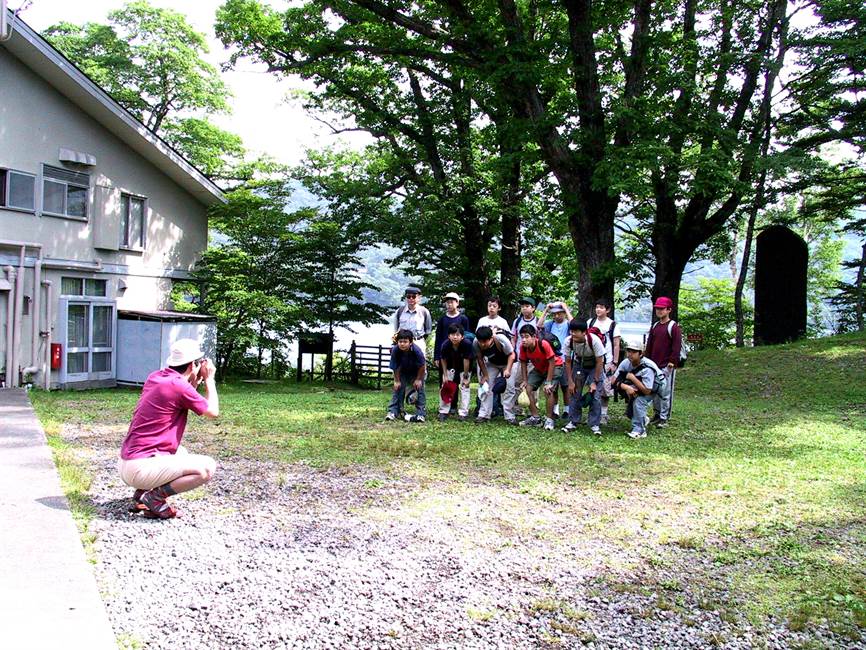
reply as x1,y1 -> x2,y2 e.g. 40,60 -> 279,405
128,489 -> 148,512
139,489 -> 178,519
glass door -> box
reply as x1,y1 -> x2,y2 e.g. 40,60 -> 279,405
62,300 -> 115,382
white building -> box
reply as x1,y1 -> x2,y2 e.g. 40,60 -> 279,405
0,10 -> 224,388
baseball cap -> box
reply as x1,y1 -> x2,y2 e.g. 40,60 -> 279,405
518,296 -> 536,307
440,380 -> 458,405
625,339 -> 645,352
405,388 -> 418,405
166,338 -> 204,367
404,286 -> 422,296
549,304 -> 565,314
654,296 -> 674,309
444,292 -> 461,301
492,376 -> 508,395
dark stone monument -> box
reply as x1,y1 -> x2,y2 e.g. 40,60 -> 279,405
754,225 -> 808,345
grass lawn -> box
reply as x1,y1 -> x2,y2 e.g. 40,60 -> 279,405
32,331 -> 866,639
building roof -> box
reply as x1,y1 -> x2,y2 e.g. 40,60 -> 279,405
1,10 -> 226,207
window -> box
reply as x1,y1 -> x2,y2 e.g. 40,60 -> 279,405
120,194 -> 146,249
42,164 -> 89,219
64,301 -> 114,379
60,277 -> 107,297
0,169 -> 36,211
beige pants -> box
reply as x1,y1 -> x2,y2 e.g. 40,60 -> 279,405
118,446 -> 216,491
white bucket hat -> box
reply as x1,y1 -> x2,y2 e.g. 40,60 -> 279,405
166,338 -> 204,367
625,339 -> 645,352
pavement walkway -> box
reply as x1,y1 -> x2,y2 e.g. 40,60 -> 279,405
0,388 -> 116,650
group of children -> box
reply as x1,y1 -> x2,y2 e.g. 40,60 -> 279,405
386,286 -> 683,439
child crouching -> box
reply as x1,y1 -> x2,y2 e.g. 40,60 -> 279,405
612,340 -> 665,439
386,329 -> 427,422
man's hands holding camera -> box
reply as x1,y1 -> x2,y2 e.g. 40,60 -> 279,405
192,358 -> 216,388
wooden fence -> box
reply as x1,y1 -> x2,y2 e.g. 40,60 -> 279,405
347,341 -> 391,388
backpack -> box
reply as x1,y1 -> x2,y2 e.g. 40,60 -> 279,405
539,329 -> 562,356
648,319 -> 687,368
565,329 -> 602,370
588,317 -> 626,365
632,362 -> 666,393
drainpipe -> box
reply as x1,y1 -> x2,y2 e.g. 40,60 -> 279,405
22,251 -> 42,378
5,265 -> 16,388
11,247 -> 25,386
42,280 -> 52,390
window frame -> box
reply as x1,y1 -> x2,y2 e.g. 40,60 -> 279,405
60,276 -> 107,298
120,192 -> 147,250
57,297 -> 116,384
41,165 -> 90,221
0,168 -> 37,213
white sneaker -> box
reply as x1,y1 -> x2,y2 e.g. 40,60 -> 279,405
519,415 -> 542,427
590,426 -> 601,435
544,418 -> 555,431
384,412 -> 396,421
628,430 -> 647,439
561,421 -> 578,433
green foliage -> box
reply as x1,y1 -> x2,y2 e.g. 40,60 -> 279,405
174,175 -> 388,377
160,118 -> 245,179
785,0 -> 866,154
679,278 -> 750,349
43,1 -> 239,176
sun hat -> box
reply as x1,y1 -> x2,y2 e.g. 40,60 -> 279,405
492,376 -> 508,395
654,296 -> 674,309
478,381 -> 490,400
518,296 -> 536,306
444,292 -> 461,301
440,380 -> 458,405
166,338 -> 204,367
625,339 -> 645,352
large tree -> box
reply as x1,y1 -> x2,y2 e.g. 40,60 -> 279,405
783,0 -> 866,331
44,0 -> 244,178
217,0 -> 792,316
216,0 -> 540,316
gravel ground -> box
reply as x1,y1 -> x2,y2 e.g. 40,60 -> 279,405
66,426 -> 862,650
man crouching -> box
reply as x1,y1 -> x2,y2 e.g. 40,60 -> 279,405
118,339 -> 220,519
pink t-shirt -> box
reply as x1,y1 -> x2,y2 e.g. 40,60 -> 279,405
120,368 -> 209,460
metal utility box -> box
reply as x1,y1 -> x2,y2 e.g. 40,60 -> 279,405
116,310 -> 217,384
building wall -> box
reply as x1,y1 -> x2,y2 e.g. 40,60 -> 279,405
0,46 -> 210,388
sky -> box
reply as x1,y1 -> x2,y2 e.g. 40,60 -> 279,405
12,0 -> 367,166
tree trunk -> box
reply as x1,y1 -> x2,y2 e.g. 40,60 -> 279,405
734,208 -> 758,347
856,242 -> 866,331
651,200 -> 690,320
729,227 -> 740,280
460,205 -> 492,326
734,167 -> 766,347
561,177 -> 617,315
497,131 -> 522,321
